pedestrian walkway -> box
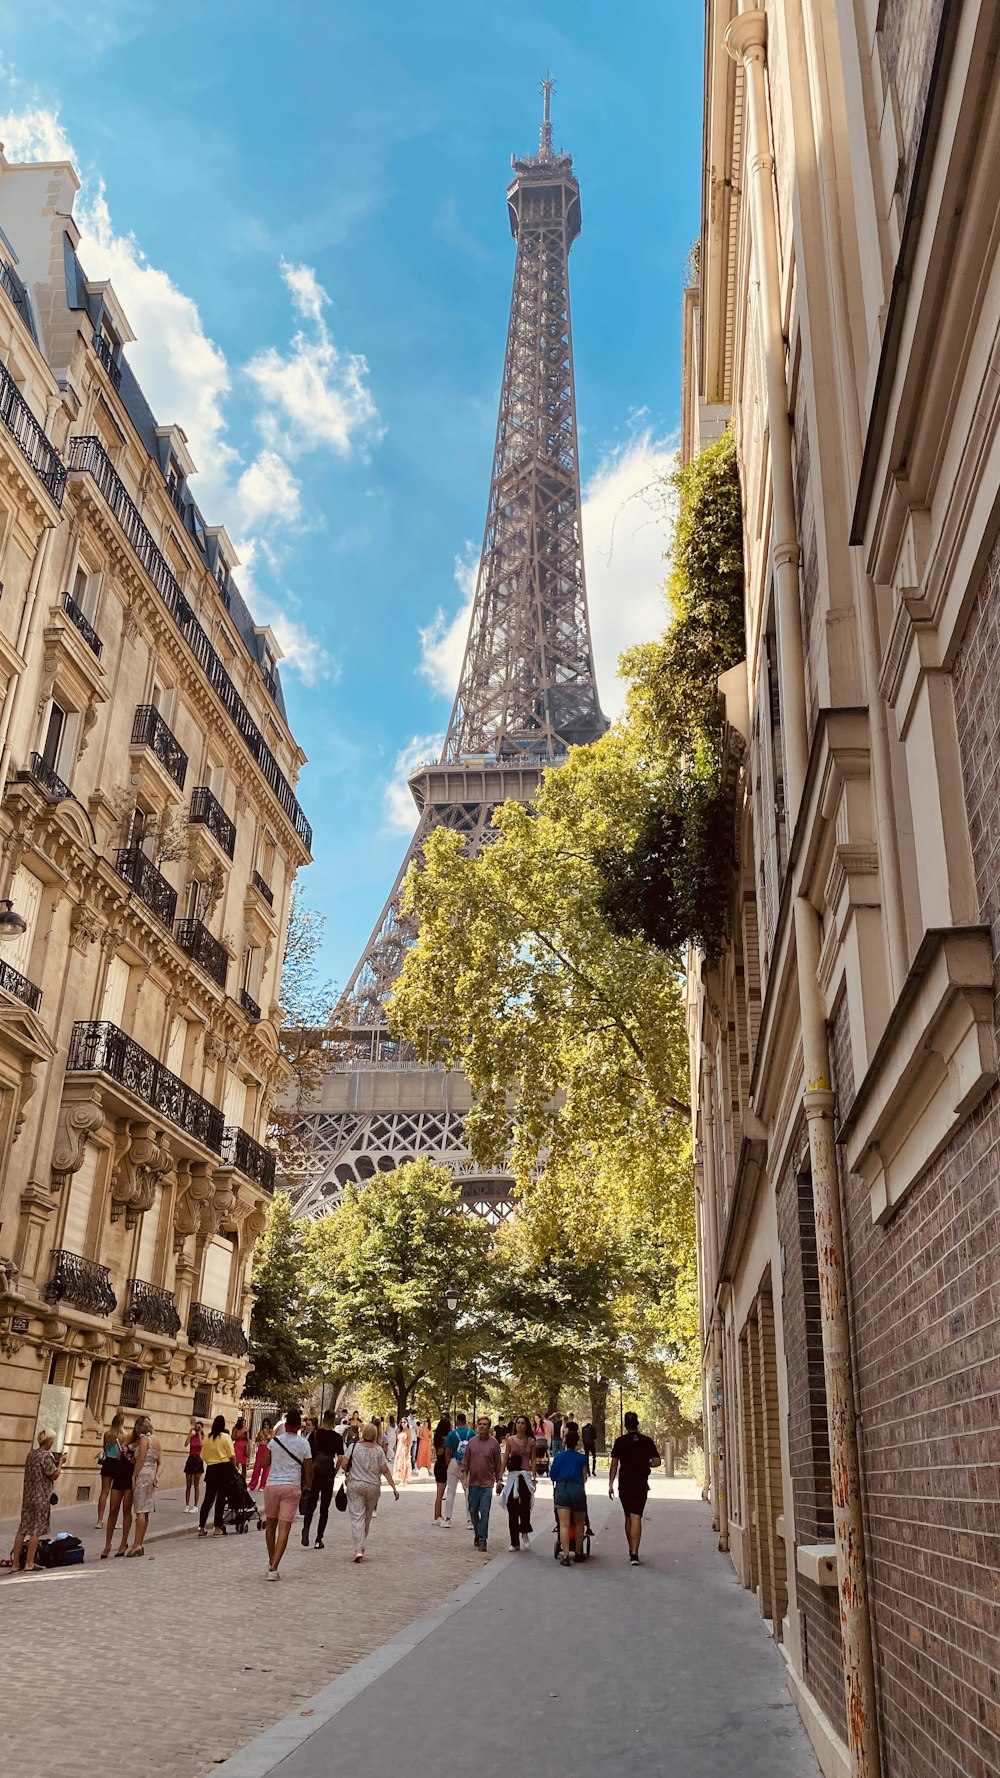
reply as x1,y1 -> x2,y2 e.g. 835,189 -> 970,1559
0,1480 -> 196,1554
216,1480 -> 821,1778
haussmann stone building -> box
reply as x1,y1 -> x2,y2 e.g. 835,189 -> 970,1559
0,145 -> 311,1518
687,5 -> 1000,1778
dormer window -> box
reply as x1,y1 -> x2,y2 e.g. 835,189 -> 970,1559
166,457 -> 186,516
93,320 -> 122,392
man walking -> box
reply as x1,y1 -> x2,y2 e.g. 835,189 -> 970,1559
609,1411 -> 661,1565
443,1409 -> 474,1526
581,1419 -> 598,1476
260,1407 -> 313,1581
302,1409 -> 343,1549
461,1415 -> 503,1551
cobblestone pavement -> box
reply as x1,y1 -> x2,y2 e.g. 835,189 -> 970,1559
3,1478 -> 488,1778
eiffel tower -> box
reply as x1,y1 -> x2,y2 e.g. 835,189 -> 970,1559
292,83 -> 607,1220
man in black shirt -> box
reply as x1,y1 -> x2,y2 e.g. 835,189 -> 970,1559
581,1420 -> 598,1476
302,1410 -> 344,1549
608,1412 -> 661,1565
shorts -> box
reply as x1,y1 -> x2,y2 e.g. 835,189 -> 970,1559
619,1487 -> 649,1518
184,1455 -> 204,1476
433,1453 -> 448,1484
264,1483 -> 301,1524
553,1481 -> 587,1513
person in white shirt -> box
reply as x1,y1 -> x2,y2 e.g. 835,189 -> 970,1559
258,1407 -> 313,1581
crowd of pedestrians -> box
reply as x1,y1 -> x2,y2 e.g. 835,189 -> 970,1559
4,1396 -> 662,1578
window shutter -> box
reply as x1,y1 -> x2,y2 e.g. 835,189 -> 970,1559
62,1143 -> 99,1255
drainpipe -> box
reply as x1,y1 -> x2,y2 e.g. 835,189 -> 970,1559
0,523 -> 57,785
701,1066 -> 729,1551
726,13 -> 880,1778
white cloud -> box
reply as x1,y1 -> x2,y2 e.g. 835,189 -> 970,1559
416,432 -> 676,719
0,104 -> 75,163
246,261 -> 379,459
383,733 -> 445,833
581,430 -> 678,718
0,105 -> 378,687
418,545 -> 477,697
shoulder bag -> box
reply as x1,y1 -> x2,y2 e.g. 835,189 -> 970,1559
334,1443 -> 354,1513
272,1434 -> 311,1516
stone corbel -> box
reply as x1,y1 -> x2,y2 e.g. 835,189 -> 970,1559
51,1089 -> 104,1186
69,904 -> 104,954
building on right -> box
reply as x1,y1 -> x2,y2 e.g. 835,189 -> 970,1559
688,7 -> 1000,1778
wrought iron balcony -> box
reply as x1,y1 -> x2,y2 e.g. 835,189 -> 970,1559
222,1124 -> 276,1191
124,1277 -> 182,1337
131,704 -> 187,790
116,845 -> 178,929
189,785 -> 236,859
240,989 -> 261,1022
251,870 -> 274,907
67,434 -> 312,852
44,1250 -> 117,1317
0,259 -> 31,326
92,331 -> 122,391
0,359 -> 66,506
68,1020 -> 224,1153
0,956 -> 42,1012
27,752 -> 71,802
62,590 -> 103,658
188,1301 -> 248,1357
175,918 -> 229,989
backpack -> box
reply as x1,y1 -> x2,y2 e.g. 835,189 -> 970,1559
35,1533 -> 84,1568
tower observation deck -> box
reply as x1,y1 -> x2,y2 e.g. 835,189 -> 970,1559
292,84 -> 607,1219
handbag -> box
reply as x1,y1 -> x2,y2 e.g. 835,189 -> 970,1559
334,1443 -> 354,1513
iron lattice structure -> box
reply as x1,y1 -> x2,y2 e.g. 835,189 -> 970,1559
293,87 -> 606,1220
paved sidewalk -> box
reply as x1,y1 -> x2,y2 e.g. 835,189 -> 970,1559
216,1480 -> 821,1778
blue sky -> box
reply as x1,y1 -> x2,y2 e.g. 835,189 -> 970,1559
0,1 -> 703,992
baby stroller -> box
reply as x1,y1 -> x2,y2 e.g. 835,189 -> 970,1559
223,1474 -> 264,1534
552,1502 -> 593,1561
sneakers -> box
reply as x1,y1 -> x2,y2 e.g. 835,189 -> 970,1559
442,1517 -> 451,1527
521,1533 -> 531,1549
266,1568 -> 279,1582
629,1555 -> 640,1567
315,1540 -> 324,1550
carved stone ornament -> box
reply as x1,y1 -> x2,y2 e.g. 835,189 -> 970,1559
69,904 -> 104,954
109,1120 -> 173,1227
51,1092 -> 105,1182
172,1160 -> 215,1250
0,1253 -> 21,1299
203,1031 -> 228,1064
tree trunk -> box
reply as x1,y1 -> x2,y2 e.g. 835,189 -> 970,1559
589,1375 -> 610,1452
394,1369 -> 409,1422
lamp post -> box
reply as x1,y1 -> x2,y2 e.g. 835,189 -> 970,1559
444,1285 -> 459,1414
0,899 -> 27,941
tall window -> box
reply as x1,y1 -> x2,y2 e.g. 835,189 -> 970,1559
62,1143 -> 99,1256
3,864 -> 43,980
100,954 -> 130,1026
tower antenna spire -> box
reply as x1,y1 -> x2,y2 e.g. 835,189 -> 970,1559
539,72 -> 554,157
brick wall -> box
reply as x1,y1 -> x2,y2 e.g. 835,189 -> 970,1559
830,546 -> 1000,1778
777,1136 -> 846,1738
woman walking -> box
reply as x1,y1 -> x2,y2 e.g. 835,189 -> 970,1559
432,1415 -> 451,1524
343,1409 -> 362,1449
249,1419 -> 273,1491
550,1425 -> 589,1565
338,1423 -> 398,1561
500,1452 -> 534,1551
198,1415 -> 236,1537
101,1425 -> 138,1559
126,1416 -> 161,1556
96,1413 -> 125,1529
184,1420 -> 204,1513
503,1414 -> 538,1480
232,1416 -> 249,1482
415,1417 -> 433,1476
392,1418 -> 411,1486
10,1430 -> 65,1573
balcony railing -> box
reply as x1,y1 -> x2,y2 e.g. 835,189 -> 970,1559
0,956 -> 42,1012
251,870 -> 274,907
26,752 -> 71,802
0,360 -> 66,507
175,917 -> 229,989
240,989 -> 261,1022
67,435 -> 312,851
67,1021 -> 224,1153
44,1250 -> 117,1317
124,1277 -> 182,1337
92,331 -> 123,391
115,845 -> 178,928
62,590 -> 103,658
223,1125 -> 276,1192
188,1301 -> 249,1357
0,260 -> 31,326
131,704 -> 187,790
189,785 -> 236,859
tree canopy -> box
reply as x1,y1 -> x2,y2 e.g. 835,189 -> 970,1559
247,1191 -> 310,1399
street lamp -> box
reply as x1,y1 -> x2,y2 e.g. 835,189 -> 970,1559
0,899 -> 27,941
444,1285 -> 459,1413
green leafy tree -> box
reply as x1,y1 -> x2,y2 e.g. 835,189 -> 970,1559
247,1191 -> 309,1398
271,885 -> 338,1188
301,1159 -> 493,1420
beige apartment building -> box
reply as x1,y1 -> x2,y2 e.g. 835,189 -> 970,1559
0,148 -> 311,1517
688,6 -> 1000,1778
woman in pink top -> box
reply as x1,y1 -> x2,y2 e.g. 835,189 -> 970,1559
503,1415 -> 537,1478
232,1417 -> 250,1480
249,1421 -> 273,1491
184,1422 -> 204,1513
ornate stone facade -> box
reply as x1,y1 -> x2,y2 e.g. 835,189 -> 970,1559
0,148 -> 309,1515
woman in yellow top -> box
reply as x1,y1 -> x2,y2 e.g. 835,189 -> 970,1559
198,1415 -> 235,1537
